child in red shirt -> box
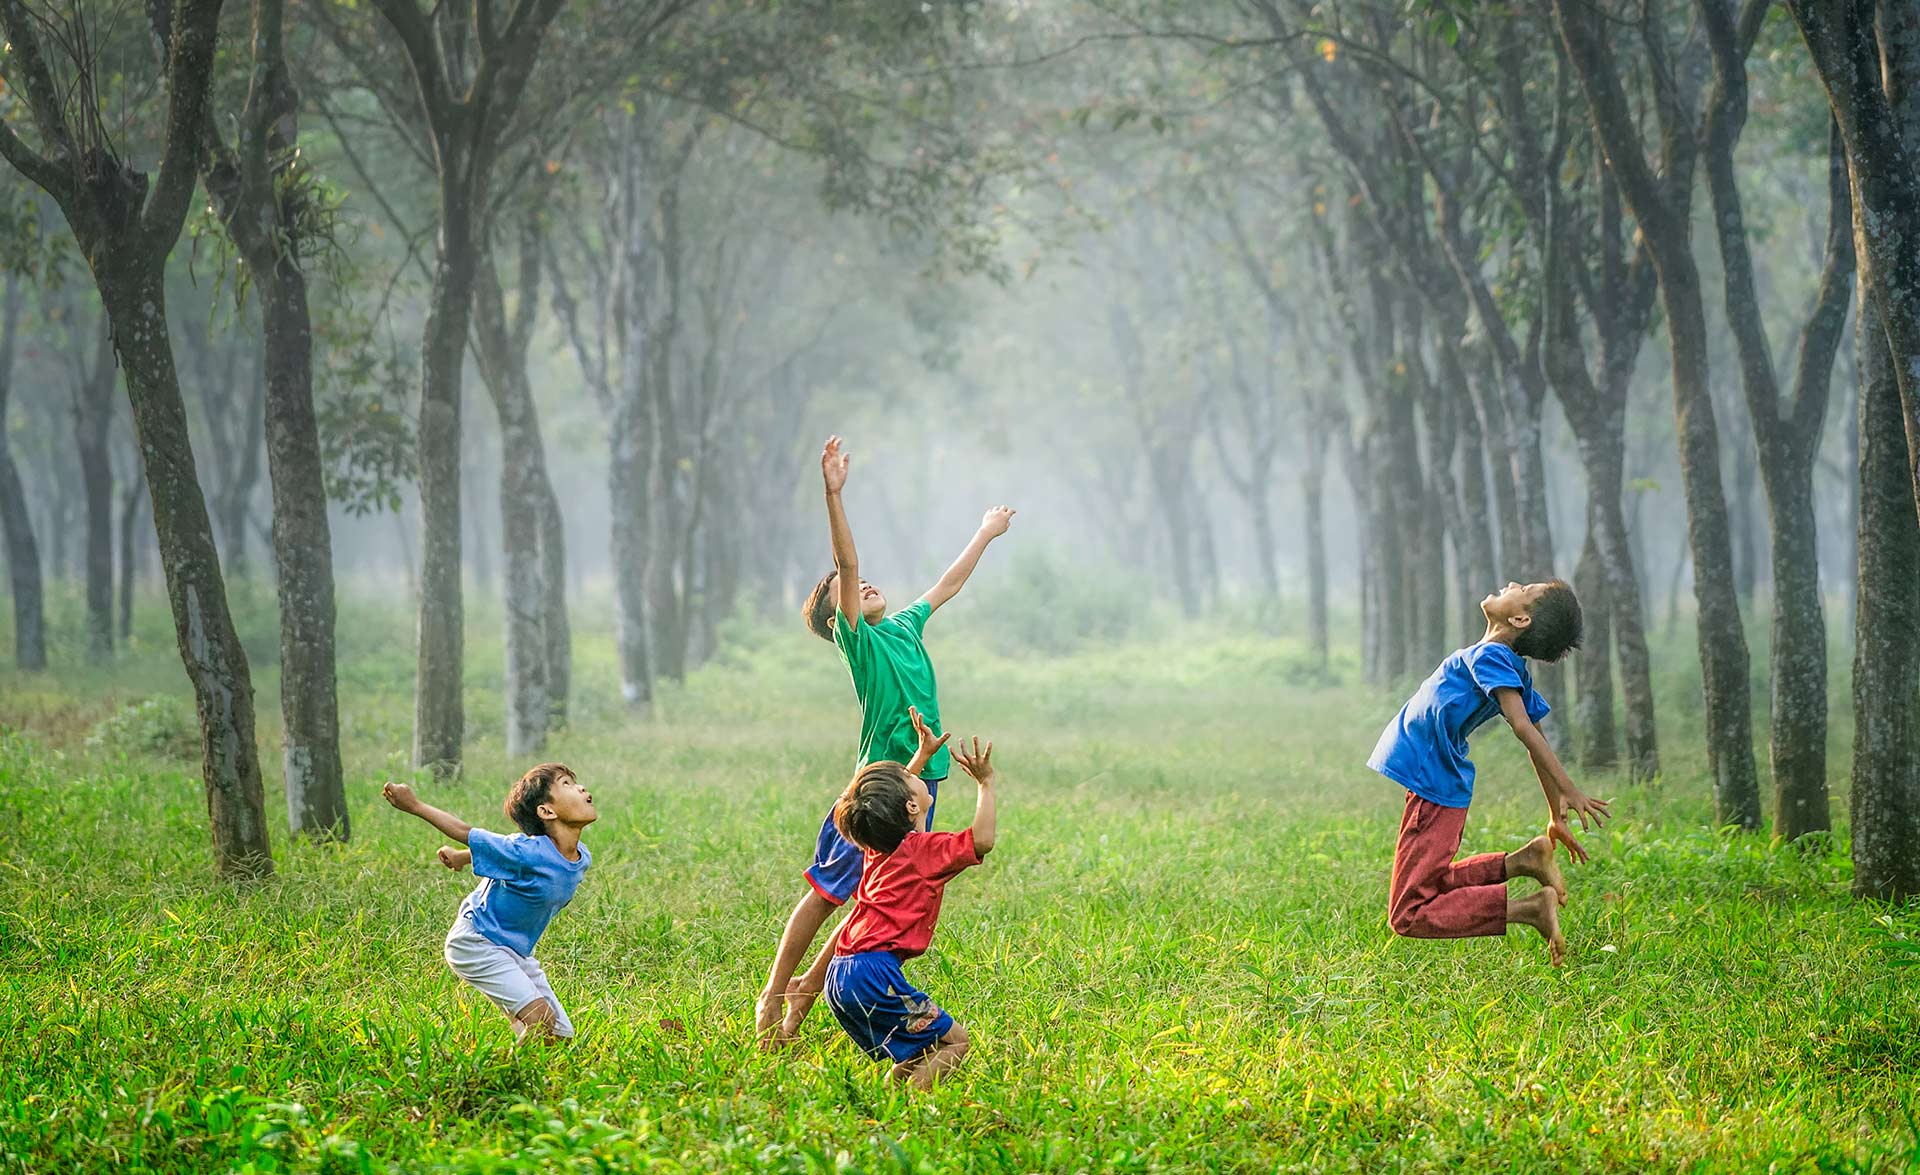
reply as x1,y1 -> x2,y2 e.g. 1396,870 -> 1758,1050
825,709 -> 997,1088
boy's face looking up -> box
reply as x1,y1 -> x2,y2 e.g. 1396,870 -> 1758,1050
841,574 -> 887,624
1482,581 -> 1552,629
539,773 -> 598,830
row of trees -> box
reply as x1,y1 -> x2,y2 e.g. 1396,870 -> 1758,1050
0,0 -> 993,875
1049,0 -> 1915,895
3,0 -> 1916,900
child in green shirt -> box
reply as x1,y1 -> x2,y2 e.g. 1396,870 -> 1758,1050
754,435 -> 1013,1046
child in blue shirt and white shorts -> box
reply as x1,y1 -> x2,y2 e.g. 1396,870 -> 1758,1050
383,763 -> 597,1041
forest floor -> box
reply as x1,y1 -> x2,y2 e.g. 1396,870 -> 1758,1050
1,587 -> 1916,1173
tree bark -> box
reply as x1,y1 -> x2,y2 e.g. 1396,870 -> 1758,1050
1850,299 -> 1920,898
197,0 -> 348,840
74,316 -> 117,663
111,262 -> 275,876
1787,0 -> 1920,532
118,457 -> 145,643
1574,522 -> 1619,769
0,273 -> 46,671
471,226 -> 569,755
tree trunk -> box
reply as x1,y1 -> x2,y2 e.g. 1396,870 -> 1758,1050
74,317 -> 117,663
0,274 -> 46,671
1588,438 -> 1659,780
259,268 -> 348,840
1574,522 -> 1619,769
118,457 -> 145,643
1556,0 -> 1761,827
217,349 -> 265,583
1663,274 -> 1763,830
1303,464 -> 1329,675
1248,487 -> 1280,610
412,194 -> 477,777
1850,299 -> 1920,897
472,239 -> 569,754
105,263 -> 273,877
536,475 -> 571,730
1787,0 -> 1920,534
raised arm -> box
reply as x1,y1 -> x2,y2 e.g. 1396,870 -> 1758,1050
1495,689 -> 1610,861
382,781 -> 473,845
822,436 -> 863,624
951,736 -> 997,855
922,507 -> 1015,614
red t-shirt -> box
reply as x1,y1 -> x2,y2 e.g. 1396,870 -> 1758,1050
834,828 -> 981,959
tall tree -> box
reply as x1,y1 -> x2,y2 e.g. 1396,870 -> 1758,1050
197,0 -> 350,839
472,211 -> 570,752
1787,0 -> 1920,528
0,0 -> 274,876
331,0 -> 572,775
1554,0 -> 1762,829
69,313 -> 116,662
0,272 -> 45,670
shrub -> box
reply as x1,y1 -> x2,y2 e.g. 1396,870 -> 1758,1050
85,697 -> 199,762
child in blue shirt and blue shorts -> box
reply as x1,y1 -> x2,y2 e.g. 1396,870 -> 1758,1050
383,763 -> 598,1041
1367,580 -> 1611,965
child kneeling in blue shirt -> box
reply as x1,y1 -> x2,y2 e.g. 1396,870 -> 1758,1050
1367,580 -> 1610,965
383,763 -> 597,1041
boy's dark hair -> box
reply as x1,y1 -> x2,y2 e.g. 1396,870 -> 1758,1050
834,762 -> 916,854
803,571 -> 838,642
1514,580 -> 1583,663
504,762 -> 575,838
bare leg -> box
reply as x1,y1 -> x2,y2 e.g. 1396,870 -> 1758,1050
512,997 -> 559,1044
889,1023 -> 970,1089
1505,835 -> 1567,904
757,889 -> 836,1045
781,921 -> 842,1037
1507,888 -> 1566,966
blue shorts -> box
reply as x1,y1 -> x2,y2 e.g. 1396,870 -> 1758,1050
825,950 -> 954,1064
804,776 -> 942,905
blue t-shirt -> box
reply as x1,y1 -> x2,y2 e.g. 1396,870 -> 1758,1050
1367,641 -> 1551,808
458,829 -> 591,957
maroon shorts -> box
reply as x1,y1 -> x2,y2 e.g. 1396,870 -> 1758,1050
1388,792 -> 1507,938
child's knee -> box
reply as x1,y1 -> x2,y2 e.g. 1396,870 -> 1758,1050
941,1022 -> 970,1057
514,997 -> 558,1032
1387,902 -> 1419,937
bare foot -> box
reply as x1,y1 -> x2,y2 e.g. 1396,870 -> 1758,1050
1508,888 -> 1566,966
780,977 -> 821,1038
1508,835 -> 1567,905
754,989 -> 785,1049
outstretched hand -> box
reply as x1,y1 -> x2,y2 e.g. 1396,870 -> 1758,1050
1548,815 -> 1588,864
951,736 -> 995,787
1561,787 -> 1612,831
909,705 -> 951,764
822,436 -> 850,494
980,506 -> 1016,537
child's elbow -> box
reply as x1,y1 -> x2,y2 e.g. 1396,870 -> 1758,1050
973,834 -> 995,857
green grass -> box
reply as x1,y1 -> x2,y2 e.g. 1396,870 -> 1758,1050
1,587 -> 1916,1173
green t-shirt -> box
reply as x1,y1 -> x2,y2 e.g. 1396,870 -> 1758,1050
833,598 -> 949,780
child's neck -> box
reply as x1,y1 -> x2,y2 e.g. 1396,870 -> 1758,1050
545,822 -> 585,861
1480,618 -> 1522,647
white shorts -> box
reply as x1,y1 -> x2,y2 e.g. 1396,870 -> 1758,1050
443,915 -> 575,1037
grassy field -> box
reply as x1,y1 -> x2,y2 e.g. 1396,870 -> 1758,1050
1,586 -> 1917,1173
